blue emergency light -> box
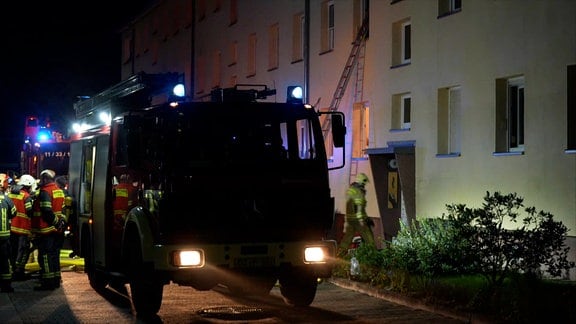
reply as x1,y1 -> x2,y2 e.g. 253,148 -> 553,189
36,129 -> 52,142
287,86 -> 303,104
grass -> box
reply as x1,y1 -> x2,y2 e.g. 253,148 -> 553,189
333,259 -> 576,323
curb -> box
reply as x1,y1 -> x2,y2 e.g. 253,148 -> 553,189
328,277 -> 492,324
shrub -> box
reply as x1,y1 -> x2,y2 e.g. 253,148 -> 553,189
444,191 -> 575,289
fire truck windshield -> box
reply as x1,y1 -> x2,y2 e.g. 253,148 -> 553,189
120,101 -> 326,169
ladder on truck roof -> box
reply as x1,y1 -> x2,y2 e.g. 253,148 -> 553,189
321,16 -> 369,139
74,72 -> 182,120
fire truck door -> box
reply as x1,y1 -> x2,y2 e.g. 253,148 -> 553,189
90,135 -> 111,265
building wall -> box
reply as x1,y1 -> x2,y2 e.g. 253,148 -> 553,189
120,0 -> 194,95
366,0 -> 575,231
122,0 -> 576,277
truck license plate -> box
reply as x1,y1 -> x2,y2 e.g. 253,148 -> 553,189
233,256 -> 275,268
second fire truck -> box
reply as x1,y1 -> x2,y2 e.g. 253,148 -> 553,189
68,72 -> 346,316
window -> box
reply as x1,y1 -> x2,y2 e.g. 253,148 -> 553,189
213,0 -> 222,12
292,12 -> 304,62
392,18 -> 411,66
195,55 -> 206,94
268,23 -> 279,70
247,33 -> 257,77
401,21 -> 411,64
353,0 -> 369,39
228,41 -> 237,66
352,103 -> 370,158
197,0 -> 206,21
438,0 -> 462,18
495,76 -> 524,153
230,0 -> 238,25
567,65 -> 575,152
212,50 -> 221,88
391,93 -> 411,130
321,0 -> 334,53
437,86 -> 461,156
121,33 -> 133,64
228,75 -> 237,88
401,94 -> 411,129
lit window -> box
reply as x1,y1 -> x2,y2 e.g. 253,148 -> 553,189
321,1 -> 335,53
292,13 -> 304,62
495,76 -> 525,153
437,86 -> 461,156
352,103 -> 370,158
268,23 -> 279,70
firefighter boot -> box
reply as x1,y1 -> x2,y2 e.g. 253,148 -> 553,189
12,270 -> 26,282
33,279 -> 55,291
53,276 -> 62,288
1,280 -> 14,293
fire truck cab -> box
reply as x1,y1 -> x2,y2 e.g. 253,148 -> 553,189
68,72 -> 346,316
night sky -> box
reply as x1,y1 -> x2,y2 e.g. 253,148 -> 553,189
0,1 -> 154,169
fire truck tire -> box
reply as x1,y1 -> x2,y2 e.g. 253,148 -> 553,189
125,231 -> 163,316
279,274 -> 317,306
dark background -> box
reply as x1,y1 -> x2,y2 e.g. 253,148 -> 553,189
0,1 -> 154,170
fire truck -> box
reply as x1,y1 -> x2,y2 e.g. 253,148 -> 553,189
21,115 -> 70,178
68,72 -> 346,316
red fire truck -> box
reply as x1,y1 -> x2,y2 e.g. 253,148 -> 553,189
21,115 -> 70,178
68,72 -> 346,316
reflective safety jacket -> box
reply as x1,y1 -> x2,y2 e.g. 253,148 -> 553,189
0,193 -> 16,240
8,187 -> 33,236
347,182 -> 367,220
31,182 -> 65,235
113,183 -> 133,231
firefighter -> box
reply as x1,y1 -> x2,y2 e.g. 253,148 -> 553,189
110,174 -> 133,260
8,174 -> 36,281
112,174 -> 133,233
339,173 -> 375,253
31,169 -> 66,290
0,173 -> 17,292
55,176 -> 71,256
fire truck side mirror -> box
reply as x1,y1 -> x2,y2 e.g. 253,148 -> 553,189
332,113 -> 346,148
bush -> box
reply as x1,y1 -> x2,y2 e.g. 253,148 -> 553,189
332,191 -> 576,322
444,191 -> 575,288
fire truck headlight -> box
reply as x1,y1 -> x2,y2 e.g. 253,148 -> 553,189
172,250 -> 204,267
304,246 -> 328,263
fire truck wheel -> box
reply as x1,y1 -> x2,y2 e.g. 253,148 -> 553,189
84,230 -> 107,291
279,274 -> 317,307
125,231 -> 164,316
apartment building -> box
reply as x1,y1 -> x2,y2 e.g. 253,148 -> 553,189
121,0 -> 575,279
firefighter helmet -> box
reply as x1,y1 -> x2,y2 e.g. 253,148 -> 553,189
19,174 -> 37,192
40,169 -> 56,179
19,174 -> 36,187
356,173 -> 369,185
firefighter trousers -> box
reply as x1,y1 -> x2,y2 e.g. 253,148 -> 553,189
36,233 -> 61,285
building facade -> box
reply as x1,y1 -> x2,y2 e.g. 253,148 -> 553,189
121,0 -> 576,279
